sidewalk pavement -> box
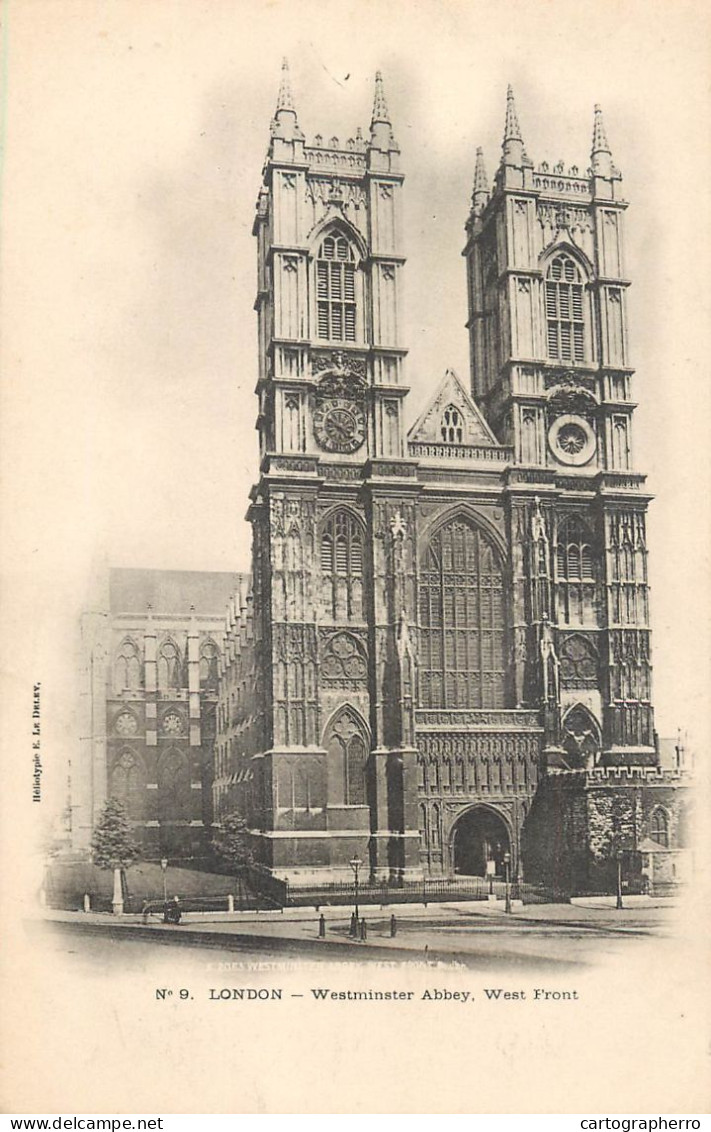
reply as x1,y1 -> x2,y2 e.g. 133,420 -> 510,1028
33,897 -> 676,967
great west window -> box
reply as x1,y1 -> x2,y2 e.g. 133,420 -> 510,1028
316,235 -> 357,342
419,517 -> 506,708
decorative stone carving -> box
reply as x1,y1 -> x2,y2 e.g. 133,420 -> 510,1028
320,631 -> 367,685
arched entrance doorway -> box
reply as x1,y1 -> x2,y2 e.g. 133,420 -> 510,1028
452,806 -> 510,877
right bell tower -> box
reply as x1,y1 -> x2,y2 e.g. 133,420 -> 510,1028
464,87 -> 656,766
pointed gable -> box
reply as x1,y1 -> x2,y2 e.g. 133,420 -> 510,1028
408,368 -> 500,449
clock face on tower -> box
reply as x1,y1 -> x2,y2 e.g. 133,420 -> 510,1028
313,396 -> 366,453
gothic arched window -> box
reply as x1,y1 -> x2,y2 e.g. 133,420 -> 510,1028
316,234 -> 357,343
556,515 -> 599,626
441,405 -> 464,443
320,510 -> 364,622
562,705 -> 601,769
110,749 -> 146,820
650,807 -> 670,848
157,748 -> 191,824
157,640 -> 182,691
199,640 -> 219,691
324,708 -> 368,807
545,253 -> 586,363
419,516 -> 506,709
114,639 -> 142,693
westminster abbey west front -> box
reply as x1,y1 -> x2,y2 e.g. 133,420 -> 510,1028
210,65 -> 690,896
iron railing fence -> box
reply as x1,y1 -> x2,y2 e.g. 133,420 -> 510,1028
280,876 -> 571,908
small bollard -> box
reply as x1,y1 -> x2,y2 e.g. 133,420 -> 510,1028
390,913 -> 397,938
227,894 -> 235,913
318,913 -> 326,938
359,917 -> 367,942
142,902 -> 149,925
83,893 -> 91,914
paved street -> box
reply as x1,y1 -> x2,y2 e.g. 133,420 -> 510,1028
31,897 -> 677,970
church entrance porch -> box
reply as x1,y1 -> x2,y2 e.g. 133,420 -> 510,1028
451,805 -> 511,877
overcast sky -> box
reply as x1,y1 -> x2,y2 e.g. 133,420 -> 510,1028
3,0 -> 710,791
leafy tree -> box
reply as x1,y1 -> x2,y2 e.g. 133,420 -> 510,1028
91,798 -> 140,909
211,812 -> 253,907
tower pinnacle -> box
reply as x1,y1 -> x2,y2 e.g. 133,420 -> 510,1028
471,147 -> 489,216
591,103 -> 613,176
276,57 -> 295,112
369,70 -> 398,153
501,84 -> 526,165
271,57 -> 303,141
372,70 -> 391,125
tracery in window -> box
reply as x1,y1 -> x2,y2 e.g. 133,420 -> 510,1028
320,511 -> 364,621
441,405 -> 464,443
419,516 -> 506,709
559,634 -> 598,688
545,253 -> 586,363
316,235 -> 357,343
114,639 -> 142,693
321,632 -> 367,683
157,640 -> 182,691
324,707 -> 368,807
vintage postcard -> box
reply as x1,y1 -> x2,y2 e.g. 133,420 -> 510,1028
1,0 -> 709,1116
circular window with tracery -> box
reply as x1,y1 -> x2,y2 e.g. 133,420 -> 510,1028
548,414 -> 596,466
115,711 -> 138,736
321,632 -> 367,683
161,710 -> 186,736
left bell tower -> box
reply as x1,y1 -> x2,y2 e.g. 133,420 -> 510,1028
245,63 -> 419,885
252,60 -> 406,463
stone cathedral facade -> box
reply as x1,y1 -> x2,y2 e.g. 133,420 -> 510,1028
139,65 -> 682,894
70,67 -> 690,893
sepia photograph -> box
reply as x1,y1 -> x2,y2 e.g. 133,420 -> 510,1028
1,0 -> 709,1117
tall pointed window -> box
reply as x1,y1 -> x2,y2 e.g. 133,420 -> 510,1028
650,807 -> 670,848
545,254 -> 586,363
324,708 -> 368,807
320,511 -> 364,621
157,748 -> 191,823
157,640 -> 182,691
110,749 -> 146,820
316,235 -> 357,343
419,516 -> 506,709
199,640 -> 219,691
114,639 -> 142,693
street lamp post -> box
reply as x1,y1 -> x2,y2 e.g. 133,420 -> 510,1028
349,854 -> 362,938
503,851 -> 512,915
160,857 -> 168,905
616,849 -> 624,911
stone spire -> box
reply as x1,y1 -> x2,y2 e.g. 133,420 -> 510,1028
369,70 -> 398,152
271,57 -> 303,141
372,70 -> 390,125
471,147 -> 489,216
591,103 -> 613,176
502,84 -> 526,166
276,57 -> 295,112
